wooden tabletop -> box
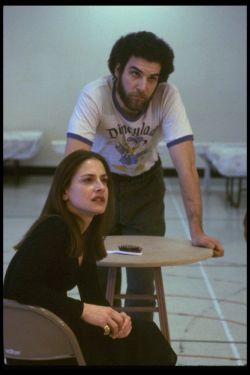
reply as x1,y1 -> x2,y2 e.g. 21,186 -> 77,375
98,236 -> 213,268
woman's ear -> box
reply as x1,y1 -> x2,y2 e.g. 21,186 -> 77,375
62,191 -> 68,201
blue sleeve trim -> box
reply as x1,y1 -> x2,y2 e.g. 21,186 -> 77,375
66,132 -> 93,146
167,135 -> 194,148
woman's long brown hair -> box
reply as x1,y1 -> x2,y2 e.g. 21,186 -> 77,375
14,150 -> 114,261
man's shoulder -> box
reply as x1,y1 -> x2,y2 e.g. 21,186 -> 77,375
82,75 -> 113,94
153,81 -> 180,104
156,81 -> 178,95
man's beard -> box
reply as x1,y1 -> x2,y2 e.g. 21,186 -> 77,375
116,78 -> 153,115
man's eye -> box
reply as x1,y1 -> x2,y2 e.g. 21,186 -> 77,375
131,71 -> 140,78
149,76 -> 158,82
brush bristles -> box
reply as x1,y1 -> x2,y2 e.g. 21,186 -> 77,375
118,245 -> 142,253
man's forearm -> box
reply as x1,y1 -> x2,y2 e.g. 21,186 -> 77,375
178,166 -> 204,238
65,138 -> 91,156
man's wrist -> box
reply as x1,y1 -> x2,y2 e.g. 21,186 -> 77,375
190,228 -> 204,240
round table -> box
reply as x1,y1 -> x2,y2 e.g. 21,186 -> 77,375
98,236 -> 213,342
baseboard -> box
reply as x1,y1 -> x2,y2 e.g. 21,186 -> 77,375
3,165 -> 223,179
4,165 -> 56,176
163,168 -> 222,178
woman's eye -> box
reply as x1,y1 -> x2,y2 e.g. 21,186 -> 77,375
102,178 -> 108,185
82,178 -> 92,183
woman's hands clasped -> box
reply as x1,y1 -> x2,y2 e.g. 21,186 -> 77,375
82,303 -> 132,339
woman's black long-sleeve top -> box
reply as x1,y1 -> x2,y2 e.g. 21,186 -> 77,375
3,215 -> 109,335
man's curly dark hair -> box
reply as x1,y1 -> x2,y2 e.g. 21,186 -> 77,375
108,31 -> 175,83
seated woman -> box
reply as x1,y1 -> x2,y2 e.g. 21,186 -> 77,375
4,150 -> 177,366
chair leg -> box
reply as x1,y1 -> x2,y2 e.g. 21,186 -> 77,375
13,160 -> 20,185
226,177 -> 243,208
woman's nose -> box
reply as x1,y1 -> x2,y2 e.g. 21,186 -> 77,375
95,180 -> 105,191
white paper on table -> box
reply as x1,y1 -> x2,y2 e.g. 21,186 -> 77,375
107,249 -> 143,256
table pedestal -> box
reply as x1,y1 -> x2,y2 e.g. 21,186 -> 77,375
105,266 -> 170,342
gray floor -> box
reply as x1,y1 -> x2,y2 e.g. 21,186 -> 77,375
3,175 -> 247,366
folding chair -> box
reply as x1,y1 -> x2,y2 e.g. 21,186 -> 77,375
3,298 -> 86,366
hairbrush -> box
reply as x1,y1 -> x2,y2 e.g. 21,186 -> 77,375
118,244 -> 142,253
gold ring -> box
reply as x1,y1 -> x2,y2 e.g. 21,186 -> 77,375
103,324 -> 111,336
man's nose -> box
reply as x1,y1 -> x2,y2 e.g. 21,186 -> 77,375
137,77 -> 147,92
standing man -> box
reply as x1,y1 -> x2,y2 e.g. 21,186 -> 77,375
65,31 -> 224,321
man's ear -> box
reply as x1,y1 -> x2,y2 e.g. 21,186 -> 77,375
114,64 -> 121,79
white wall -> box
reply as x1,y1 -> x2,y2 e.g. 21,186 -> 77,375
4,5 -> 247,167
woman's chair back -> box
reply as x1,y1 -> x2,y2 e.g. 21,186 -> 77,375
3,298 -> 86,366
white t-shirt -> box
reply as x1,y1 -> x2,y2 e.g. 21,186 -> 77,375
67,75 -> 193,176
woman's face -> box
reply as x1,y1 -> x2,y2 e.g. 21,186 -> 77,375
63,158 -> 109,223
